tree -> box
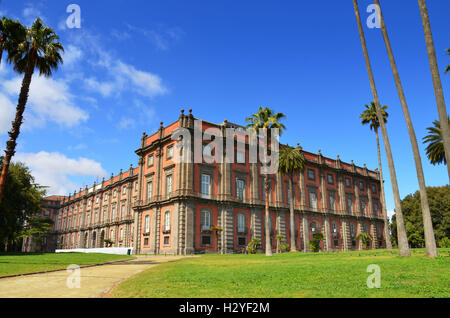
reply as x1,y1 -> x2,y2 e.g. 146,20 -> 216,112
355,232 -> 372,250
374,0 -> 437,258
309,232 -> 323,253
20,216 -> 53,252
391,185 -> 450,248
360,102 -> 392,250
423,116 -> 450,165
353,0 -> 410,257
0,18 -> 64,204
417,0 -> 450,181
0,17 -> 25,66
445,49 -> 449,74
0,157 -> 45,252
278,143 -> 305,252
246,106 -> 286,256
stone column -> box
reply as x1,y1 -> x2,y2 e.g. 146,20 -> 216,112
184,203 -> 195,254
354,179 -> 361,216
341,218 -> 350,251
323,216 -> 331,251
301,214 -> 309,252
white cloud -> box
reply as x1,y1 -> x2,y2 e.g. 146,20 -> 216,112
0,93 -> 15,134
22,4 -> 46,25
14,151 -> 108,195
63,45 -> 83,67
1,75 -> 88,130
118,117 -> 135,130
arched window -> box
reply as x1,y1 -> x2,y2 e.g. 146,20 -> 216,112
310,221 -> 318,234
164,211 -> 171,231
110,229 -> 114,241
201,209 -> 211,231
332,221 -> 339,248
350,223 -> 356,238
363,223 -> 369,234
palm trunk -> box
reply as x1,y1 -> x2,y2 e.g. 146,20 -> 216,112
375,129 -> 392,250
0,60 -> 35,203
417,0 -> 450,181
353,0 -> 410,257
264,175 -> 272,256
375,0 -> 437,258
288,176 -> 296,251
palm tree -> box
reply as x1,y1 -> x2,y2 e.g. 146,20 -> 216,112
353,0 -> 410,257
278,143 -> 305,252
423,116 -> 450,165
0,18 -> 64,203
360,102 -> 392,250
0,17 -> 25,66
445,49 -> 449,74
374,0 -> 437,258
417,0 -> 450,181
246,106 -> 286,256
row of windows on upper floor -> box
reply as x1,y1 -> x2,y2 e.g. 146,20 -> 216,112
57,202 -> 130,232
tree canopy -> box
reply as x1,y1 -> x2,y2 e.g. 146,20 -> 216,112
391,185 -> 450,248
0,157 -> 47,250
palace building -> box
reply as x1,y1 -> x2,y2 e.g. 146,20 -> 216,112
49,109 -> 388,254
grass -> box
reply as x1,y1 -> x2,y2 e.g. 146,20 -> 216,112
0,252 -> 134,277
110,248 -> 450,298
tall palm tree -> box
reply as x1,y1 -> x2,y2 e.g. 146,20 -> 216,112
374,0 -> 437,258
246,106 -> 286,256
1,17 -> 21,66
278,143 -> 305,252
353,0 -> 410,257
360,102 -> 392,250
445,49 -> 449,74
0,18 -> 64,203
417,0 -> 450,181
423,116 -> 450,165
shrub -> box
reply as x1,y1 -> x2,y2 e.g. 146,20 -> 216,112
247,238 -> 260,254
309,232 -> 324,252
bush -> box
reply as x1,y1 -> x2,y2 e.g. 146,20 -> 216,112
439,237 -> 450,248
309,232 -> 323,252
247,238 -> 260,254
279,243 -> 289,252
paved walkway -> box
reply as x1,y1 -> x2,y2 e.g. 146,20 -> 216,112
0,255 -> 187,298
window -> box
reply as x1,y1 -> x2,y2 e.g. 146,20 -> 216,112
163,236 -> 170,245
201,235 -> 211,246
94,209 -> 98,224
236,179 -> 245,200
122,186 -> 127,194
201,209 -> 211,231
96,196 -> 99,203
237,213 -> 246,233
113,190 -> 117,198
371,184 -> 377,194
104,193 -> 108,201
307,169 -> 315,181
148,154 -> 154,167
167,145 -> 174,159
363,223 -> 369,234
345,178 -> 351,188
144,238 -> 149,246
202,144 -> 213,159
236,151 -> 245,164
328,191 -> 336,211
359,181 -> 364,191
332,221 -> 339,247
310,221 -> 318,236
327,174 -> 334,184
147,181 -> 153,201
166,174 -> 173,195
120,228 -> 124,241
238,237 -> 247,246
111,206 -> 116,220
346,196 -> 353,214
103,207 -> 107,222
286,182 -> 292,204
164,211 -> 171,231
309,190 -> 317,209
88,200 -> 91,206
110,229 -> 115,241
350,223 -> 356,248
44,210 -> 50,216
373,199 -> 379,216
121,203 -> 125,219
201,174 -> 211,198
144,215 -> 150,233
360,197 -> 366,216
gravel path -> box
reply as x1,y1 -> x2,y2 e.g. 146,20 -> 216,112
0,255 -> 187,298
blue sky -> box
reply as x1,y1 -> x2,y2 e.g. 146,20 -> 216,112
0,0 -> 449,218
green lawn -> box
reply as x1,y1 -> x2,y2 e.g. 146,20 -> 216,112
111,249 -> 450,298
0,252 -> 134,277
